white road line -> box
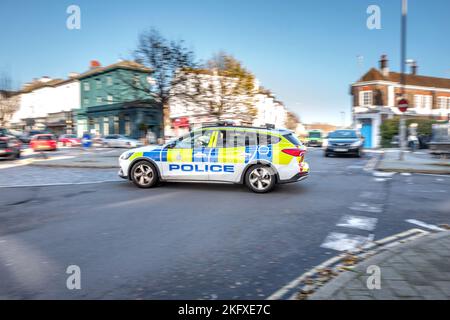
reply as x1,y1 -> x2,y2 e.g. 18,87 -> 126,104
320,232 -> 372,252
406,219 -> 446,232
0,156 -> 75,170
349,202 -> 383,213
363,156 -> 378,172
336,215 -> 378,231
0,179 -> 121,188
373,171 -> 396,177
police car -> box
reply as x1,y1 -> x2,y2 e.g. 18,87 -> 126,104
118,125 -> 309,193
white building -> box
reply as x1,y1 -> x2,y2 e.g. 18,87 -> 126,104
351,55 -> 450,148
168,70 -> 289,137
10,75 -> 80,132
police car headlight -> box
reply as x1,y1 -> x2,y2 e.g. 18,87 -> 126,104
351,141 -> 362,147
120,152 -> 134,160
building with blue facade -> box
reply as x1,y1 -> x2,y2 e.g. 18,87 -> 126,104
76,60 -> 162,140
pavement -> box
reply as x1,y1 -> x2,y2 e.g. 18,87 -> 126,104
308,231 -> 450,300
376,149 -> 450,174
0,147 -> 449,299
28,148 -> 124,169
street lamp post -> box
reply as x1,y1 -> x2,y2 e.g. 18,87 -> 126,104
399,0 -> 408,160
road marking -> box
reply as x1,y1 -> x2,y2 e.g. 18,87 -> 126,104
363,156 -> 378,172
0,156 -> 75,170
406,219 -> 446,232
359,191 -> 384,200
373,171 -> 396,177
349,202 -> 382,213
400,172 -> 412,176
320,232 -> 372,252
406,190 -> 447,193
336,215 -> 378,231
0,179 -> 121,188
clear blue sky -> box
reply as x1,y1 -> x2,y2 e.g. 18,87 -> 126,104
1,0 -> 449,125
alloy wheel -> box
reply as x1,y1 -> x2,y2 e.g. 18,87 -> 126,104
249,167 -> 272,191
133,163 -> 154,186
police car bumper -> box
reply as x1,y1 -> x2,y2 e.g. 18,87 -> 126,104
118,168 -> 128,179
279,172 -> 309,184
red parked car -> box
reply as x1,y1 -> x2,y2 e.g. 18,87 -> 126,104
30,134 -> 57,151
58,134 -> 81,147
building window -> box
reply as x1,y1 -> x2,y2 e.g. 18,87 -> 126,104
83,82 -> 90,91
103,117 -> 109,136
106,76 -> 113,86
96,79 -> 102,89
438,97 -> 447,109
414,95 -> 424,108
124,115 -> 131,136
114,116 -> 119,134
96,97 -> 103,104
83,98 -> 89,106
424,95 -> 432,109
107,95 -> 113,104
360,91 -> 372,106
134,75 -> 140,86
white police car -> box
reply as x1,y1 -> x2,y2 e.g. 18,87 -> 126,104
118,126 -> 309,193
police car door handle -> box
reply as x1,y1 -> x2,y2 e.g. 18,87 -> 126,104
194,152 -> 207,157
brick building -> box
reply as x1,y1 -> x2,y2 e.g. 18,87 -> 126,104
351,55 -> 450,148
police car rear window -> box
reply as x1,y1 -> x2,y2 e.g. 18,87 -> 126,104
283,133 -> 302,146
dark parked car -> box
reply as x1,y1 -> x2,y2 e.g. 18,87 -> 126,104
0,135 -> 22,159
324,129 -> 363,157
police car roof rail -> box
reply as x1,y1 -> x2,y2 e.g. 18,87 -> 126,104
200,122 -> 278,131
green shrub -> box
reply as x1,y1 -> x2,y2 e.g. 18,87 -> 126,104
380,117 -> 439,148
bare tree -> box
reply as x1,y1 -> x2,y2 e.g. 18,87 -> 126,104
285,111 -> 300,131
119,28 -> 198,137
181,52 -> 257,125
0,73 -> 19,127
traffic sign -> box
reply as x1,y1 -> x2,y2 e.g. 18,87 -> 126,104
398,98 -> 409,112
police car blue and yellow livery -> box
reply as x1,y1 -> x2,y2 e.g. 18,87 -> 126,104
118,126 -> 309,193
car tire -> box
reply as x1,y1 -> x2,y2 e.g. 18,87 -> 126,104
131,160 -> 159,189
16,151 -> 21,159
245,164 -> 276,193
324,152 -> 329,157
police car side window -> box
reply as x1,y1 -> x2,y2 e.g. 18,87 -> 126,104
175,131 -> 212,149
258,134 -> 280,145
216,130 -> 259,148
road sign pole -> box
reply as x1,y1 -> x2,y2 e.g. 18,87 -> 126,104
399,0 -> 408,161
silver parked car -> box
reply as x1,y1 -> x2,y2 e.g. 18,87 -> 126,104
102,134 -> 143,148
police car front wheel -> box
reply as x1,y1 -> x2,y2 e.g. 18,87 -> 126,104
245,165 -> 276,193
131,161 -> 158,188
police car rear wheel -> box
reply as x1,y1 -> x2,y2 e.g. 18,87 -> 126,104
246,165 -> 275,193
131,161 -> 158,188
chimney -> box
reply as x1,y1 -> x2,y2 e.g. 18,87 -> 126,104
410,61 -> 418,75
90,60 -> 101,69
379,54 -> 389,77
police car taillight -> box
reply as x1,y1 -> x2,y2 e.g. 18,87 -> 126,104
282,148 -> 304,157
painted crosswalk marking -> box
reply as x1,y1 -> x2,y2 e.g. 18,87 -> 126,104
349,202 -> 382,213
320,232 -> 371,252
336,215 -> 378,231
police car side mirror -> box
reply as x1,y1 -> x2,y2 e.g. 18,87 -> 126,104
165,142 -> 176,149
